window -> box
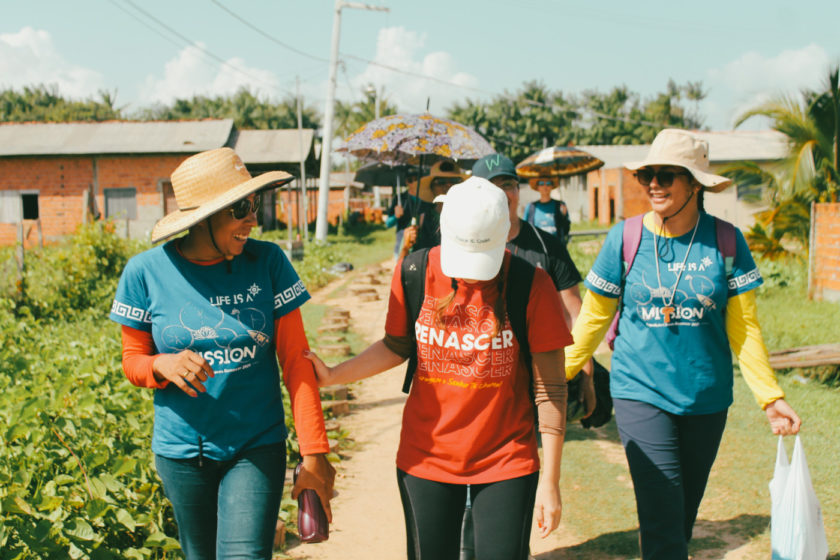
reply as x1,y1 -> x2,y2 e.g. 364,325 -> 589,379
104,187 -> 137,219
22,193 -> 39,220
0,190 -> 39,223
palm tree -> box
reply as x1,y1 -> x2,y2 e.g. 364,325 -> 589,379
734,65 -> 839,203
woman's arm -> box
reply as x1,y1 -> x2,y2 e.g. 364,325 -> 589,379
306,339 -> 407,386
275,309 -> 336,520
531,348 -> 567,538
726,291 -> 801,435
564,291 -> 618,380
121,325 -> 214,396
275,309 -> 329,455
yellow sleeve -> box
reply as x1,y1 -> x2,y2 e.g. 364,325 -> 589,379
565,291 -> 618,380
725,291 -> 785,409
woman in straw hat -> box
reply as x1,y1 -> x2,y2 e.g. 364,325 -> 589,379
109,148 -> 334,558
307,177 -> 572,560
564,129 -> 801,559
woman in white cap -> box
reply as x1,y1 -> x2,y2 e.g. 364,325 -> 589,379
109,148 -> 335,558
306,176 -> 572,559
564,129 -> 801,559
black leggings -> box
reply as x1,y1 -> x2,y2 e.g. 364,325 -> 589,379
397,468 -> 539,560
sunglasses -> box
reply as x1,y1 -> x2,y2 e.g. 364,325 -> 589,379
634,168 -> 690,187
228,195 -> 261,220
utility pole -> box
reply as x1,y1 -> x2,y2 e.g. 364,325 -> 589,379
314,0 -> 389,242
296,76 -> 309,243
367,84 -> 383,208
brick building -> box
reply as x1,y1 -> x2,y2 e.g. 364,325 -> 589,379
0,119 -> 347,247
810,202 -> 840,302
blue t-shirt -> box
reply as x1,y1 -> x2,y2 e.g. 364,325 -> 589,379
109,239 -> 310,460
530,201 -> 558,235
584,213 -> 763,415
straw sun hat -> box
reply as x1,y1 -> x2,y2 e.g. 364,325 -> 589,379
624,129 -> 732,193
416,160 -> 466,202
151,148 -> 293,243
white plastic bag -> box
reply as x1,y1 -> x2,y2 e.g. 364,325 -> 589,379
769,435 -> 828,560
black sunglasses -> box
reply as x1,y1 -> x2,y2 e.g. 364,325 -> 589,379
228,195 -> 261,220
634,168 -> 690,187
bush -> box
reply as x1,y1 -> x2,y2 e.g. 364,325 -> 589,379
15,221 -> 147,320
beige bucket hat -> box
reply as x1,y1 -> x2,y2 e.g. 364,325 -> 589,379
151,148 -> 293,243
624,129 -> 732,193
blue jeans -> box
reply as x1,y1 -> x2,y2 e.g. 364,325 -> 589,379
155,443 -> 286,560
613,398 -> 728,560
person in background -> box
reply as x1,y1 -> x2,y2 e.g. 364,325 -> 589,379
524,177 -> 572,245
564,128 -> 801,560
398,159 -> 466,258
384,169 -> 427,260
109,148 -> 335,559
307,177 -> 571,560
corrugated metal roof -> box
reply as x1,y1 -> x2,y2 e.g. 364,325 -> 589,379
578,129 -> 789,168
0,119 -> 234,156
232,129 -> 315,164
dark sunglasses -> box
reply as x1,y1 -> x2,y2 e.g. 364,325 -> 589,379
634,168 -> 690,187
228,195 -> 261,219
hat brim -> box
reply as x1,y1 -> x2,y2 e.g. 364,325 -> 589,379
624,159 -> 732,193
439,240 -> 505,282
417,171 -> 466,202
151,171 -> 293,243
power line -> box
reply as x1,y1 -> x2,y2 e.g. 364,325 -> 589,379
115,0 -> 292,98
208,0 -> 331,64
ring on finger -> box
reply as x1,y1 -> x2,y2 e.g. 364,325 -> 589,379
181,370 -> 190,378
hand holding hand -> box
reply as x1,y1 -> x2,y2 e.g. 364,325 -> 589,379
304,350 -> 335,387
153,350 -> 214,397
291,453 -> 337,522
765,398 -> 801,435
533,479 -> 562,538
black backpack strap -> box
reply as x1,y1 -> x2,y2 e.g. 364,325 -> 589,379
400,247 -> 430,394
506,255 -> 536,375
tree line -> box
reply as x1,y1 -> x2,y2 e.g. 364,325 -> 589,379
1,80 -> 705,159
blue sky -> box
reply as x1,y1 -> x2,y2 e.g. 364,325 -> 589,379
2,0 -> 838,131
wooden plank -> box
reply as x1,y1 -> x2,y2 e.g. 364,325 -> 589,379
768,343 -> 840,368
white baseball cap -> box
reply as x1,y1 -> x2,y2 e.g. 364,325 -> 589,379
434,176 -> 510,281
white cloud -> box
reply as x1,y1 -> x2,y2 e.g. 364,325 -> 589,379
0,27 -> 104,98
702,44 -> 830,130
344,26 -> 480,115
138,43 -> 282,106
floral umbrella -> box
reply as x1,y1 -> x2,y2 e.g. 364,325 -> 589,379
515,146 -> 604,178
337,113 -> 494,166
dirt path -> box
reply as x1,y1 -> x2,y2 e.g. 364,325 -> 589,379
282,259 -> 757,560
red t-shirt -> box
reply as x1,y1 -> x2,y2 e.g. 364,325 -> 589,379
386,247 -> 572,484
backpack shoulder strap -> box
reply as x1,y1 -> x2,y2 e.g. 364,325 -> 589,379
714,216 -> 737,276
400,247 -> 430,394
606,214 -> 645,350
622,213 -> 645,274
506,255 -> 535,365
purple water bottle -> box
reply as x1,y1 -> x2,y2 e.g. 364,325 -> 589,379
294,463 -> 329,543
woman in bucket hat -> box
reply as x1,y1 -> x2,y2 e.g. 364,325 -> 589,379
109,148 -> 335,558
564,129 -> 801,559
307,177 -> 572,559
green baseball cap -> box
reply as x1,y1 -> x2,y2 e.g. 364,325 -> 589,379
471,153 -> 518,181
